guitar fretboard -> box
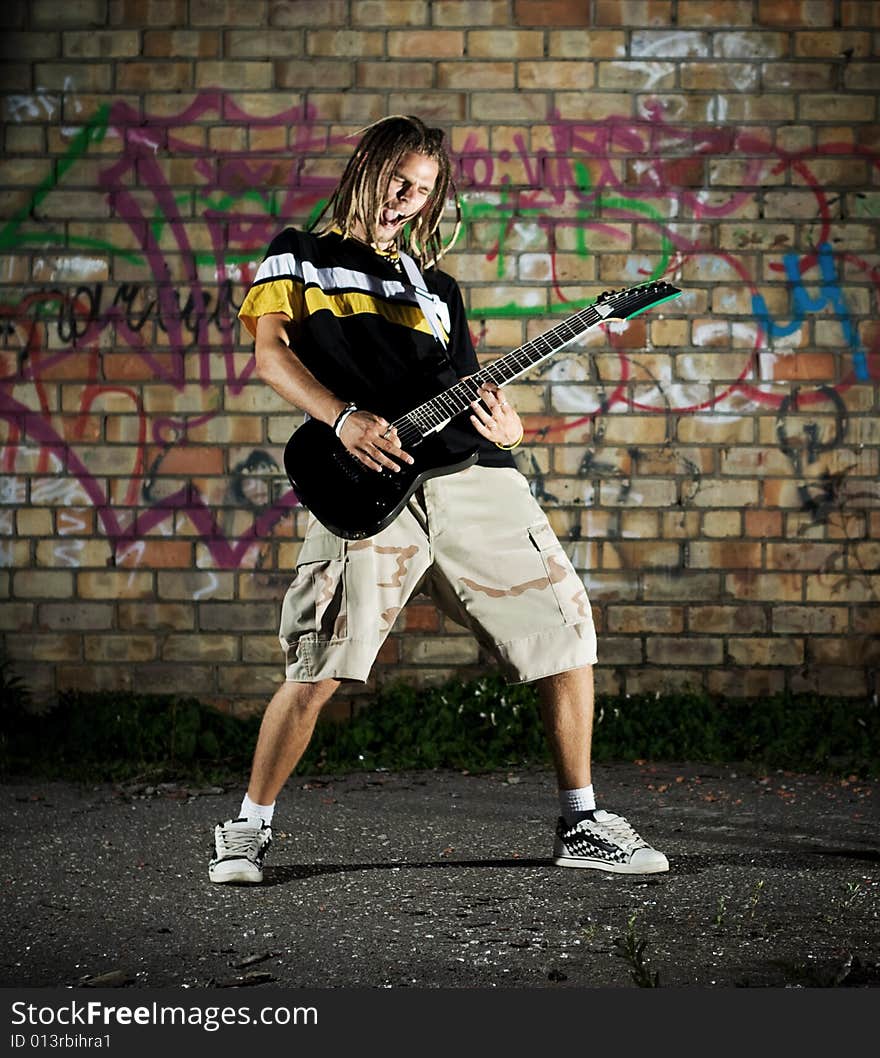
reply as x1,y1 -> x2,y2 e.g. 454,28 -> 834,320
392,282 -> 679,448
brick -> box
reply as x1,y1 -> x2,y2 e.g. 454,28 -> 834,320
677,1 -> 753,26
696,479 -> 761,508
118,602 -> 194,630
63,30 -> 140,57
701,512 -> 742,538
761,61 -> 835,90
548,29 -> 625,57
714,31 -> 789,59
109,0 -> 187,25
241,635 -> 284,663
766,541 -> 841,571
726,571 -> 803,601
772,605 -> 849,634
688,605 -> 767,633
687,541 -> 762,569
195,62 -> 272,90
707,669 -> 786,697
680,62 -> 758,91
190,0 -> 267,24
269,0 -> 347,25
800,94 -> 875,122
0,32 -> 62,59
7,634 -> 81,662
400,636 -> 480,665
353,0 -> 430,21
356,62 -> 434,89
387,30 -> 464,57
143,30 -> 220,57
609,542 -> 681,569
17,509 -> 54,536
0,603 -> 34,631
34,62 -> 113,91
432,0 -> 507,24
619,510 -> 659,539
728,636 -> 804,666
853,606 -> 880,635
513,0 -> 589,23
437,62 -> 515,90
136,663 -> 217,694
594,1 -> 672,26
31,0 -> 107,27
677,414 -> 754,444
844,63 -> 879,90
789,666 -> 867,696
642,572 -> 721,600
599,61 -> 675,90
794,30 -> 871,57
35,540 -> 113,567
757,0 -> 834,26
631,30 -> 710,57
199,602 -> 277,631
83,635 -> 156,662
469,29 -> 544,58
226,30 -> 304,58
471,91 -> 545,122
13,570 -> 74,598
77,570 -> 154,598
809,636 -> 880,666
646,638 -> 724,665
606,605 -> 684,632
118,61 -> 196,91
163,634 -> 239,661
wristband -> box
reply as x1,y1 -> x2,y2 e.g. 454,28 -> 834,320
495,429 -> 524,451
333,403 -> 358,438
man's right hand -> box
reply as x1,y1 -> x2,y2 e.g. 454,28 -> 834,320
338,410 -> 414,473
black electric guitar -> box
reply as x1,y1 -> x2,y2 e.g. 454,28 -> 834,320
283,280 -> 682,539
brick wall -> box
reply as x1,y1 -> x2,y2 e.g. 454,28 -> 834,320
1,0 -> 878,717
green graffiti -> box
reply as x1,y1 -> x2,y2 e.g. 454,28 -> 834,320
0,106 -> 139,264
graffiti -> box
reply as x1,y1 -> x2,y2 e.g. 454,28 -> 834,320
1,93 -> 878,572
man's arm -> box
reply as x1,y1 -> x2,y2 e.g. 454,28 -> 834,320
253,312 -> 413,473
254,311 -> 345,427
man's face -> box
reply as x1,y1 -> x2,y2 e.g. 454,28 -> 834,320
365,150 -> 439,250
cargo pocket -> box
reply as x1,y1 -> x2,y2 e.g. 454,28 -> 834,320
279,530 -> 348,654
527,521 -> 589,626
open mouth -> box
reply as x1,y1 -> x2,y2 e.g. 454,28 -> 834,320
380,207 -> 410,228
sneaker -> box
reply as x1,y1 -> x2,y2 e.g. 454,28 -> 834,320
209,817 -> 272,884
553,809 -> 669,874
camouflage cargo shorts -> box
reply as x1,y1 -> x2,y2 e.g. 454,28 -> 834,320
278,465 -> 597,684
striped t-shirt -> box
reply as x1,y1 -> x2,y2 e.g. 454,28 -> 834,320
238,227 -> 514,468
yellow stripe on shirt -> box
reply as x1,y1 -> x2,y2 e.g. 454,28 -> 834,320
303,287 -> 445,340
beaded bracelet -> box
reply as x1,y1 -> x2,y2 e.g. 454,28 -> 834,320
495,429 -> 524,451
333,402 -> 358,438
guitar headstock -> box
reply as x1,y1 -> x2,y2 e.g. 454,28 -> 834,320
595,280 -> 682,320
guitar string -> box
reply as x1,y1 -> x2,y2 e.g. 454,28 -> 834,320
391,284 -> 671,446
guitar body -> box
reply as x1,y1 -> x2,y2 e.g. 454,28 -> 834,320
284,418 -> 478,540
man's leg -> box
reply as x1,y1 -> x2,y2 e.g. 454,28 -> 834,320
247,677 -> 340,805
209,678 -> 338,884
536,665 -> 593,791
538,665 -> 669,874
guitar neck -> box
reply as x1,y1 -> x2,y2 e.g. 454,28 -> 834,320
392,281 -> 681,445
394,304 -> 606,443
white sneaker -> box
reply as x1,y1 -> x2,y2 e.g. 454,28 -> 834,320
209,817 -> 272,884
553,809 -> 669,874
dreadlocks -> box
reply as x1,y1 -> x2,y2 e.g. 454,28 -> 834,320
310,115 -> 460,267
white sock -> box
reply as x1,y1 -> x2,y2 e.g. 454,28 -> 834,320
240,793 -> 274,826
559,785 -> 596,826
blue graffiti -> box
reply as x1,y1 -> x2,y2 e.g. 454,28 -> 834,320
751,241 -> 868,381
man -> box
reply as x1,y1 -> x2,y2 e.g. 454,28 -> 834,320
209,115 -> 668,883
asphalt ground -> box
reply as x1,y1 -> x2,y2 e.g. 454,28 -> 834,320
1,761 -> 877,1052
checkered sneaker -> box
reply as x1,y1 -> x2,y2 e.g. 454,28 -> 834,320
209,817 -> 272,884
553,809 -> 669,874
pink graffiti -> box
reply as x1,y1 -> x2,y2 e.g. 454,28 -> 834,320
2,94 -> 878,568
